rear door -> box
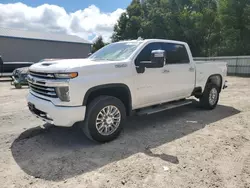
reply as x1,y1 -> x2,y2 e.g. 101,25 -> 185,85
161,43 -> 195,99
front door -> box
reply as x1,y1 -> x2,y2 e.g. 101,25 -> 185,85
134,42 -> 195,108
134,42 -> 169,107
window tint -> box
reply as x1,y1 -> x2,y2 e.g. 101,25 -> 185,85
136,42 -> 162,62
161,43 -> 190,64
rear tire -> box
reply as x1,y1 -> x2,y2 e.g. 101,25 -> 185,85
82,96 -> 126,143
199,83 -> 219,110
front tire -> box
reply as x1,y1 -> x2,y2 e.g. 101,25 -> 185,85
14,83 -> 22,89
199,83 -> 220,110
82,96 -> 126,143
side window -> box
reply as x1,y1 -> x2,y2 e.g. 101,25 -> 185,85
136,42 -> 162,63
162,43 -> 190,64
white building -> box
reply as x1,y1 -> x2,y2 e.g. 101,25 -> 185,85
0,27 -> 91,62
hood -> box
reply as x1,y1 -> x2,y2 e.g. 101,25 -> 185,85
29,58 -> 110,73
13,67 -> 30,74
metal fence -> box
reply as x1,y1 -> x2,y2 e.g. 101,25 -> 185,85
194,56 -> 250,77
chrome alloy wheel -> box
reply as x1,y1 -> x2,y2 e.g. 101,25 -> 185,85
95,105 -> 121,136
209,88 -> 218,106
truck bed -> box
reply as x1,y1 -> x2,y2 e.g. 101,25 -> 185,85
195,61 -> 227,91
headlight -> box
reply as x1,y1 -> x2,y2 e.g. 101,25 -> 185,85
55,87 -> 70,102
54,72 -> 78,79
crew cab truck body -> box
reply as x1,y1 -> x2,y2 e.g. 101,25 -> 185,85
27,39 -> 227,142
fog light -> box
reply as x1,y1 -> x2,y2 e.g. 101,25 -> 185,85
56,87 -> 70,101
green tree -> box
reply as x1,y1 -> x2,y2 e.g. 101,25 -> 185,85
111,0 -> 250,56
111,12 -> 129,42
112,0 -> 220,56
92,36 -> 105,53
112,0 -> 143,42
218,0 -> 250,55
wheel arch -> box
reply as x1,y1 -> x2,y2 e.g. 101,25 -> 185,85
205,74 -> 223,92
83,83 -> 132,116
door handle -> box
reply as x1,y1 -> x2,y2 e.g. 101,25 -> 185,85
189,67 -> 195,72
162,69 -> 170,73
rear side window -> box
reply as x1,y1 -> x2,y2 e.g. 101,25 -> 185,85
161,43 -> 190,64
136,42 -> 162,63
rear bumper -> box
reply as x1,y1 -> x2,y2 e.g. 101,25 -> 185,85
27,93 -> 86,127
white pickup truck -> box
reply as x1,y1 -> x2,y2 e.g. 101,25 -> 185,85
27,39 -> 227,142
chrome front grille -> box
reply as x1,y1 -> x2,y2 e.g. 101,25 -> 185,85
29,82 -> 57,98
28,74 -> 58,98
29,71 -> 55,79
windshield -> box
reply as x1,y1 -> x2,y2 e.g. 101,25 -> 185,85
89,41 -> 142,61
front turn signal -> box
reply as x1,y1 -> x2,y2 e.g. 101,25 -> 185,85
54,72 -> 78,79
69,72 -> 78,78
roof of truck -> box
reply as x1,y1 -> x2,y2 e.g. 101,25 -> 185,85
116,38 -> 187,45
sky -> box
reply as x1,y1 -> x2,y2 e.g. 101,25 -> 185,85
0,0 -> 132,42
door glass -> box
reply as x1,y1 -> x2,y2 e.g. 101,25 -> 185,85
161,43 -> 190,64
135,42 -> 162,65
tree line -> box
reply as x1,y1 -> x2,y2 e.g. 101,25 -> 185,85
109,0 -> 250,57
92,0 -> 250,57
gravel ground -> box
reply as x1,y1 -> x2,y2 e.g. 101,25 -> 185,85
0,76 -> 249,188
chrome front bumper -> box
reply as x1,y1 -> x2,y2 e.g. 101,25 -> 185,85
27,93 -> 86,127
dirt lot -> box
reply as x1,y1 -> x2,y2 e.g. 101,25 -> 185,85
0,77 -> 250,188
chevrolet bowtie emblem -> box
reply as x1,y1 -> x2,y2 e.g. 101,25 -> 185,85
30,77 -> 35,83
28,76 -> 35,83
